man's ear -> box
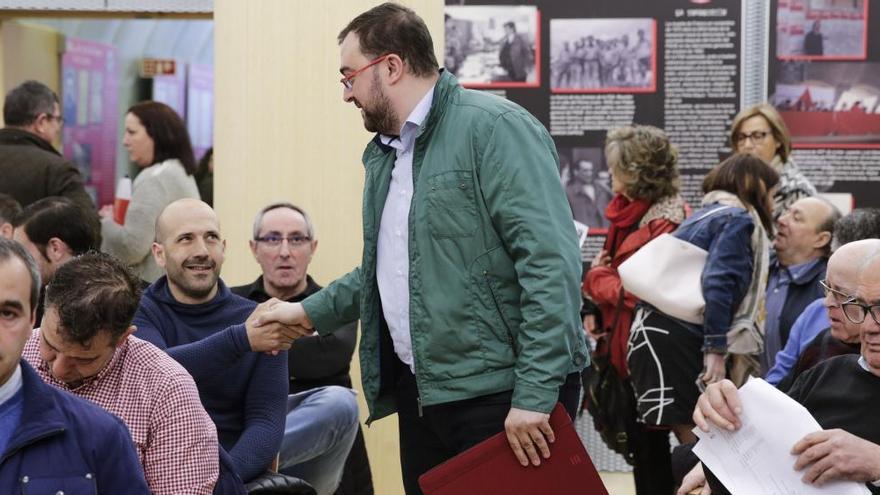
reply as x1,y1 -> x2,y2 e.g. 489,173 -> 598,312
249,239 -> 258,258
115,325 -> 137,348
151,242 -> 166,268
385,54 -> 405,84
46,237 -> 72,263
0,222 -> 12,239
815,231 -> 832,251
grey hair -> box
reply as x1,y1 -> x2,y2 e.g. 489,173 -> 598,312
0,237 -> 41,314
832,207 -> 880,252
252,202 -> 315,240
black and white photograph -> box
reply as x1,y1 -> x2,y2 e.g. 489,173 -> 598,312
772,61 -> 880,146
444,5 -> 539,87
559,147 -> 613,229
776,0 -> 867,59
550,18 -> 655,93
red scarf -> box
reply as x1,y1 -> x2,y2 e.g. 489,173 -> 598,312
603,194 -> 651,256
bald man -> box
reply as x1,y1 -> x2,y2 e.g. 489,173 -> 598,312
681,240 -> 880,495
768,240 -> 875,388
133,199 -> 358,494
765,197 -> 840,370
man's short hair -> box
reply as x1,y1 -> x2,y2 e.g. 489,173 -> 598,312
252,202 -> 315,240
13,197 -> 99,259
0,193 -> 22,224
338,2 -> 439,78
3,80 -> 59,127
814,197 -> 842,256
45,251 -> 142,346
833,208 -> 880,250
0,237 -> 41,313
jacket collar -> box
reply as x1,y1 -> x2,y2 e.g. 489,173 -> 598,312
0,128 -> 61,156
365,69 -> 457,162
3,361 -> 67,458
238,274 -> 321,303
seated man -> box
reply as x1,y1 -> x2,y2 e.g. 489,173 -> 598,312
231,202 -> 371,494
0,237 -> 148,492
134,198 -> 358,493
767,208 -> 880,385
0,193 -> 20,239
773,240 -> 874,391
681,241 -> 880,494
12,196 -> 99,324
22,251 -> 224,495
764,197 -> 839,371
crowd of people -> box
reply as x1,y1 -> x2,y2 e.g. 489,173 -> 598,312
0,3 -> 877,495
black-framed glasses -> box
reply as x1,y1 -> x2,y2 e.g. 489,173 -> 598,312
733,129 -> 770,145
340,53 -> 392,90
254,234 -> 312,247
819,279 -> 855,306
841,300 -> 880,325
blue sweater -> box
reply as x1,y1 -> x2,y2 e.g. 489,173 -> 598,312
133,277 -> 287,483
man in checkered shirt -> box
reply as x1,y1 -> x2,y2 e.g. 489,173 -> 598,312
21,251 -> 229,495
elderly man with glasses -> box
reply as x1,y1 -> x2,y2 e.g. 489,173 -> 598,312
678,239 -> 880,495
0,80 -> 95,217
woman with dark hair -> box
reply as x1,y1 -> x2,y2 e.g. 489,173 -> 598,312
99,101 -> 200,282
627,153 -> 779,449
583,125 -> 688,495
195,147 -> 213,208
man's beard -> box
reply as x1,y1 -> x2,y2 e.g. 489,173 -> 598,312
361,71 -> 398,135
167,256 -> 220,301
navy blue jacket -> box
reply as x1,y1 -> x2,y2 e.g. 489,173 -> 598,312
672,204 -> 755,351
0,361 -> 148,494
771,256 -> 827,346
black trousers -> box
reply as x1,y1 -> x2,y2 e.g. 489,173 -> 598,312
393,359 -> 581,495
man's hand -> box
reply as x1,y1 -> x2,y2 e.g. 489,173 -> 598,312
583,313 -> 606,340
693,379 -> 742,433
245,300 -> 311,353
677,463 -> 710,495
504,408 -> 554,467
792,429 -> 880,486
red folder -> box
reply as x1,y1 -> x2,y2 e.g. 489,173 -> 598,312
418,404 -> 608,494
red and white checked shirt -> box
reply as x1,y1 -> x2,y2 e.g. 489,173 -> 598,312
23,332 -> 219,495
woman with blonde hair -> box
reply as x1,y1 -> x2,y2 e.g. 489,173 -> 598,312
730,103 -> 816,220
583,125 -> 688,494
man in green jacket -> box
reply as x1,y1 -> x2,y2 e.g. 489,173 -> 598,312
258,4 -> 588,493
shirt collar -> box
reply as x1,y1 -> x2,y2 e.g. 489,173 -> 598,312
379,84 -> 435,152
773,256 -> 824,284
0,364 -> 23,406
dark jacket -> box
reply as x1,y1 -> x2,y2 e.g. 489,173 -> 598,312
0,128 -> 95,214
672,204 -> 755,352
771,257 -> 826,346
1,361 -> 148,494
232,275 -> 357,392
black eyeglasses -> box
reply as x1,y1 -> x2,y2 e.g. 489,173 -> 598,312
733,130 -> 770,145
841,299 -> 880,325
44,113 -> 64,125
254,234 -> 312,247
819,279 -> 855,307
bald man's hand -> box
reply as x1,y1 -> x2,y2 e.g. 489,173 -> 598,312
693,379 -> 742,433
245,300 -> 311,352
252,301 -> 315,341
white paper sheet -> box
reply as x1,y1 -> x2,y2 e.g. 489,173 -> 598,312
692,377 -> 870,495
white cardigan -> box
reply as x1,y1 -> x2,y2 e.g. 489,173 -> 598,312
101,159 -> 200,283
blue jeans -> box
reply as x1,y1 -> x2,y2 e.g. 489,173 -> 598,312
279,386 -> 360,495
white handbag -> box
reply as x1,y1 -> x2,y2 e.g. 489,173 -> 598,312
617,206 -> 731,324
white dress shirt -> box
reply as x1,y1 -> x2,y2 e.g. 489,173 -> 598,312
376,85 -> 435,373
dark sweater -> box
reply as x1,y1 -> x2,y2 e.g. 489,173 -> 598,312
777,327 -> 861,393
133,277 -> 287,483
231,275 -> 357,392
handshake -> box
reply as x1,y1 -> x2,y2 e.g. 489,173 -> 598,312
244,300 -> 314,353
